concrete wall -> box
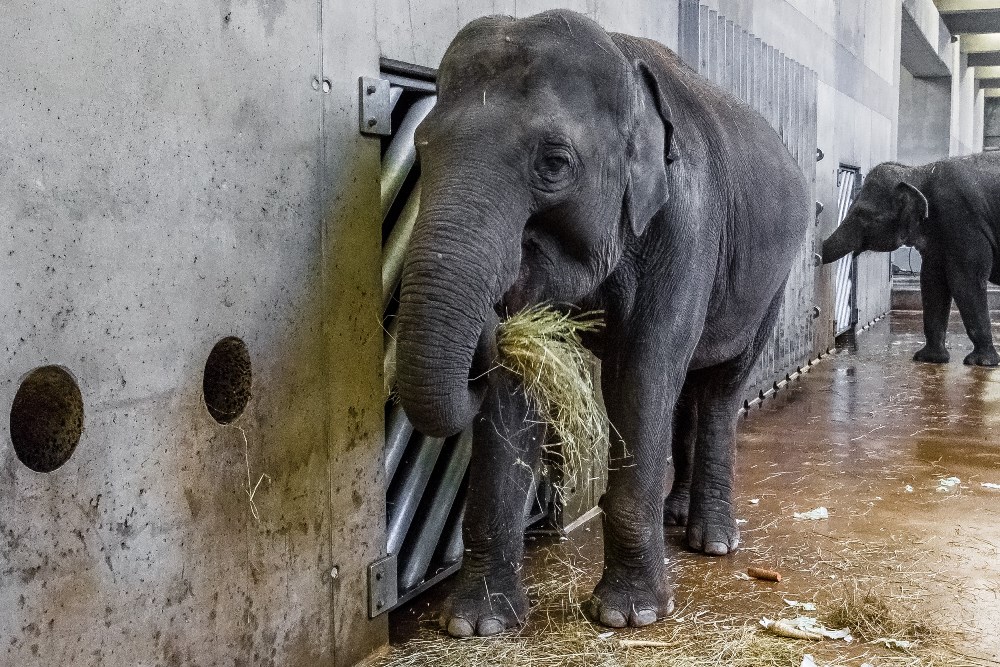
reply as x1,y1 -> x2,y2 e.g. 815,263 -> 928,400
898,68 -> 952,165
1,1 -> 911,665
1,1 -> 386,666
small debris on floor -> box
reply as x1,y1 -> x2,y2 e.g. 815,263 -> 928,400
793,507 -> 830,520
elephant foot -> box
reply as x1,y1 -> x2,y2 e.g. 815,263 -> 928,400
913,346 -> 950,364
686,500 -> 739,555
439,571 -> 528,637
963,348 -> 1000,367
583,565 -> 674,628
663,489 -> 690,526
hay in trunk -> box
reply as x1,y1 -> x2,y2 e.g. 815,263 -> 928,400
496,305 -> 608,500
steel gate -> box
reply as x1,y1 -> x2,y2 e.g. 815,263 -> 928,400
369,60 -> 552,618
834,167 -> 861,336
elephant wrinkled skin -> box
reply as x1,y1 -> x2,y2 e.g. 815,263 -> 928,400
395,10 -> 809,636
822,155 -> 1000,367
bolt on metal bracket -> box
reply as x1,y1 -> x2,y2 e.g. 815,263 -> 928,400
367,554 -> 398,617
359,77 -> 392,136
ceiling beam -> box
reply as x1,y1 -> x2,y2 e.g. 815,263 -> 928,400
968,50 -> 1000,64
941,9 -> 1000,33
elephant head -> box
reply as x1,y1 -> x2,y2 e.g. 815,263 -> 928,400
820,162 -> 929,264
396,10 -> 673,437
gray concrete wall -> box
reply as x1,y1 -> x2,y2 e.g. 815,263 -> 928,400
1,1 -> 387,666
1,1 -> 910,665
898,68 -> 953,164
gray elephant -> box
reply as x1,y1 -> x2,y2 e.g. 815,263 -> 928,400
395,10 -> 809,636
821,154 -> 1000,366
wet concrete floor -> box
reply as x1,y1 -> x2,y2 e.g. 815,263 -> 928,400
390,312 -> 1000,664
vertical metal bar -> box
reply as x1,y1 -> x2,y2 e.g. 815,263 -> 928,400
740,29 -> 749,102
384,403 -> 414,483
678,0 -> 700,69
767,46 -> 777,131
753,37 -> 763,114
725,20 -> 735,93
699,6 -> 711,77
380,94 -> 436,221
386,434 -> 446,555
397,430 -> 474,592
711,12 -> 722,85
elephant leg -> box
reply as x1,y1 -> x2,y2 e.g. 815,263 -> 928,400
440,368 -> 543,637
584,335 -> 692,628
683,366 -> 744,555
664,379 -> 697,526
947,251 -> 999,367
685,285 -> 784,555
913,255 -> 951,363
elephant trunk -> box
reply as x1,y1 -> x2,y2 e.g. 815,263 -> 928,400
821,223 -> 861,264
396,179 -> 523,438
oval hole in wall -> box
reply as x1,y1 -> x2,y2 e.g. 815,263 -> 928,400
203,336 -> 252,424
9,365 -> 84,473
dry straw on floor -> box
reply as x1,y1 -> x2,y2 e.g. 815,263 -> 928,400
496,305 -> 608,499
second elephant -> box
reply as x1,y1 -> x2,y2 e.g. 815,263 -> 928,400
822,154 -> 1000,366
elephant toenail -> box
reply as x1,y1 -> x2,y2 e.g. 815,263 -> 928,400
599,608 -> 627,628
704,541 -> 730,556
632,609 -> 657,626
447,618 -> 475,637
664,598 -> 676,615
478,618 -> 504,636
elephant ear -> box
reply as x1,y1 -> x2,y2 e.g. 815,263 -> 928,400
894,181 -> 929,243
623,59 -> 673,237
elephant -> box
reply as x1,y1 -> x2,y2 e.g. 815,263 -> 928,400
395,10 -> 809,636
821,155 -> 1000,366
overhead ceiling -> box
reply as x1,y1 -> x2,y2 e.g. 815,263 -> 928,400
934,0 -> 1000,94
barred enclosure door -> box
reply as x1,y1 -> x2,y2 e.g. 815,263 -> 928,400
834,167 -> 861,336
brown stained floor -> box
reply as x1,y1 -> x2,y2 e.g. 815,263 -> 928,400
390,312 -> 1000,664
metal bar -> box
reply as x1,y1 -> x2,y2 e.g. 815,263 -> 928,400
678,0 -> 700,69
380,95 -> 435,221
397,430 -> 474,591
389,85 -> 404,112
710,11 -> 721,84
698,5 -> 711,76
380,57 -> 437,82
386,433 -> 446,556
437,486 -> 467,564
753,37 -> 763,114
725,20 -> 735,93
382,182 -> 421,312
739,28 -> 749,102
384,402 -> 414,483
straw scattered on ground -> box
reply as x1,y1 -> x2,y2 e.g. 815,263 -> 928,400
496,305 -> 608,499
373,533 -> 984,667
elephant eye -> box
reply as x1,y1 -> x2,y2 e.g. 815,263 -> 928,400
533,144 -> 577,190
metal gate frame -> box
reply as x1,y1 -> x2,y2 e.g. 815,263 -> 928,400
369,60 -> 553,618
834,166 -> 861,337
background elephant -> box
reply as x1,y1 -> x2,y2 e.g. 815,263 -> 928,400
821,155 -> 1000,366
395,10 -> 809,636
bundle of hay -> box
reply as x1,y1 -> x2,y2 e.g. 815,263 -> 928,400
496,305 -> 608,499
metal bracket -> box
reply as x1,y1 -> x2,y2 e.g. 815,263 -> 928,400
359,77 -> 392,136
367,554 -> 398,617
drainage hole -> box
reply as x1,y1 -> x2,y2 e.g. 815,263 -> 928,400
10,365 -> 84,473
203,336 -> 252,424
